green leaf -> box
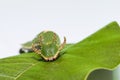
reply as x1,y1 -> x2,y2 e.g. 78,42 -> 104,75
0,21 -> 120,80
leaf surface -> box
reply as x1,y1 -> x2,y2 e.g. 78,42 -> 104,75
0,21 -> 120,80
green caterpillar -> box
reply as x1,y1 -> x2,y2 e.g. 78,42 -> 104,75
32,30 -> 66,61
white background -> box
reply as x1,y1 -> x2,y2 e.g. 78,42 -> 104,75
0,0 -> 120,58
0,0 -> 120,79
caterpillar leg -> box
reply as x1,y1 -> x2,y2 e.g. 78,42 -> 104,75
32,43 -> 49,61
59,37 -> 66,51
54,37 -> 66,59
32,43 -> 41,54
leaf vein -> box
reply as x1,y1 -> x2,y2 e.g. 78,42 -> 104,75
14,63 -> 38,80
